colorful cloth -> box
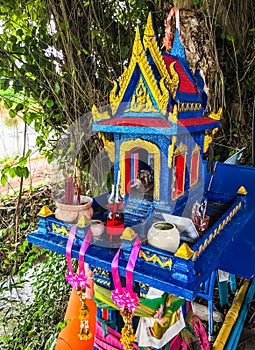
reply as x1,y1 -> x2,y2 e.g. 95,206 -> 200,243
95,320 -> 139,350
135,287 -> 186,349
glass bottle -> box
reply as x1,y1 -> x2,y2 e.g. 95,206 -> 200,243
107,184 -> 115,218
106,173 -> 125,243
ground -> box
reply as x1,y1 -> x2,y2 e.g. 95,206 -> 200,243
0,157 -> 51,196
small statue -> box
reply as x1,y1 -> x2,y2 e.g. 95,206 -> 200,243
191,199 -> 210,236
132,169 -> 154,201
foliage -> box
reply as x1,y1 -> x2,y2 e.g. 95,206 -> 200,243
0,186 -> 69,349
0,251 -> 71,350
199,0 -> 255,162
0,0 -> 172,192
0,185 -> 55,276
0,0 -> 254,170
0,0 -> 166,153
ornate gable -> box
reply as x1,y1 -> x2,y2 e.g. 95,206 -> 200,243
92,11 -> 221,134
109,20 -> 174,117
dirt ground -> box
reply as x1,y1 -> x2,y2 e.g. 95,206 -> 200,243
0,157 -> 52,197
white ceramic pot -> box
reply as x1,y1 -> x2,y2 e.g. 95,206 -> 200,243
55,195 -> 93,223
147,221 -> 180,253
91,220 -> 105,241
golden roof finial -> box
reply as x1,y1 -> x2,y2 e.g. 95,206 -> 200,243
237,186 -> 248,195
174,243 -> 194,260
38,206 -> 53,217
120,227 -> 137,241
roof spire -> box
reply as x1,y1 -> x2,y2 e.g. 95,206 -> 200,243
162,7 -> 186,61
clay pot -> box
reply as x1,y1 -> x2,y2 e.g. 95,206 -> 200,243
91,220 -> 105,241
55,196 -> 93,223
147,221 -> 180,253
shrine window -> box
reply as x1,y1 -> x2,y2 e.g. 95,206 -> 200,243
172,144 -> 187,200
190,145 -> 200,186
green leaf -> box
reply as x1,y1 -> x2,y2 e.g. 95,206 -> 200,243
18,156 -> 27,167
9,35 -> 17,43
19,240 -> 28,253
45,99 -> 54,108
226,34 -> 235,42
22,167 -> 29,179
4,99 -> 13,109
1,174 -> 8,186
54,82 -> 60,94
9,109 -> 16,118
26,149 -> 32,158
1,78 -> 10,91
16,28 -> 24,37
15,103 -> 24,112
15,166 -> 23,177
60,21 -> 69,30
92,30 -> 100,39
8,167 -> 16,178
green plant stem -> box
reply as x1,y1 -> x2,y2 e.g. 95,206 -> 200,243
14,123 -> 27,265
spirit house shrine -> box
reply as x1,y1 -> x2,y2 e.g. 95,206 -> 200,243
28,8 -> 255,350
92,12 -> 220,216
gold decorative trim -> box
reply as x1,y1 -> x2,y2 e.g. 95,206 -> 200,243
174,142 -> 187,156
203,128 -> 218,153
126,77 -> 160,113
92,104 -> 110,121
190,144 -> 200,186
193,144 -> 201,153
120,138 -> 160,199
139,250 -> 172,268
52,223 -> 69,236
192,200 -> 243,261
93,277 -> 111,287
178,101 -> 202,112
139,283 -> 149,291
168,136 -> 177,168
93,267 -> 110,278
110,13 -> 179,116
169,104 -> 178,124
98,133 -> 115,163
209,107 -> 222,120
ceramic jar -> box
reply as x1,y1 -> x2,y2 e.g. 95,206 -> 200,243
55,195 -> 93,223
91,220 -> 105,241
147,221 -> 180,253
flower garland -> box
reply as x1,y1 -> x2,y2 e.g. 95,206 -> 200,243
111,237 -> 141,350
65,225 -> 93,340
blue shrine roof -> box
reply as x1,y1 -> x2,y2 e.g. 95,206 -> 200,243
92,13 -> 221,135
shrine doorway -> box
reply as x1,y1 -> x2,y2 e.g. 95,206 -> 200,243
120,139 -> 160,200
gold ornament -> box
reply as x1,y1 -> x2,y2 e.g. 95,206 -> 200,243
76,286 -> 93,341
120,308 -> 136,350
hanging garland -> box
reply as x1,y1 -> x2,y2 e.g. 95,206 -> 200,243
111,237 -> 141,350
65,225 -> 93,340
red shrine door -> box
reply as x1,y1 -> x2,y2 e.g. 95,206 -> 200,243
124,148 -> 154,194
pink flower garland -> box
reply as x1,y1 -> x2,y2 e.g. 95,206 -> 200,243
111,287 -> 139,314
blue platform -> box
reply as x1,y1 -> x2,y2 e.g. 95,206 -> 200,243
27,162 -> 255,301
